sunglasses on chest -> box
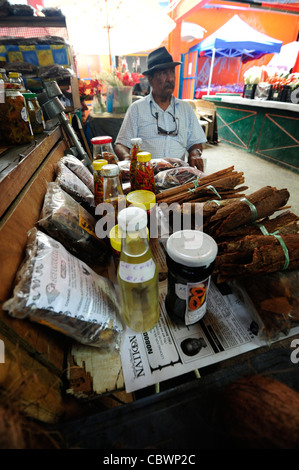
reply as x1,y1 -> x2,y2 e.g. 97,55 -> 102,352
150,102 -> 179,136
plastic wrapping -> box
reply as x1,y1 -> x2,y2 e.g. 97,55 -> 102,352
254,83 -> 271,101
38,182 -> 109,266
151,158 -> 189,174
3,229 -> 123,350
56,161 -> 95,211
118,160 -> 131,182
118,158 -> 189,184
61,154 -> 94,193
155,166 -> 203,191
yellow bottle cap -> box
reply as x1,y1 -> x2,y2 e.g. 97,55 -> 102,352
109,224 -> 122,253
109,223 -> 150,253
92,159 -> 108,171
126,190 -> 156,211
137,151 -> 151,162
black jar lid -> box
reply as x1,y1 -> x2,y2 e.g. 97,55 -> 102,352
166,230 -> 218,268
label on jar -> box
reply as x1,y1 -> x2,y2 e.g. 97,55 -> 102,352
21,106 -> 29,122
119,259 -> 155,283
0,79 -> 4,104
175,276 -> 210,325
35,108 -> 43,124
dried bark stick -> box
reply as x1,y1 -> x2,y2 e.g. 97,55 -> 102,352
209,187 -> 290,236
216,211 -> 299,240
214,234 -> 299,282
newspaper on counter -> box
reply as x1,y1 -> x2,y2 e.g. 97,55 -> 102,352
121,238 -> 299,393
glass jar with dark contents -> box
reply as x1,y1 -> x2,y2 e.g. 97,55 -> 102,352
165,230 -> 218,325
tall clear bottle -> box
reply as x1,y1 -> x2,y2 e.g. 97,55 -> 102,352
117,207 -> 159,333
101,163 -> 125,227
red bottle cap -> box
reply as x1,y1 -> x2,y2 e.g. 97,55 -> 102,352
90,136 -> 113,145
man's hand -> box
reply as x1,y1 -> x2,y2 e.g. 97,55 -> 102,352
114,143 -> 131,161
188,146 -> 204,172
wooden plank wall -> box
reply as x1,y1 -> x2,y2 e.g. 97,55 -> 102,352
0,129 -> 68,423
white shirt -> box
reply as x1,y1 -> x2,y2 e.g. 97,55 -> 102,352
115,92 -> 207,159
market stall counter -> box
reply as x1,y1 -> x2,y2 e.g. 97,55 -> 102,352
0,129 -> 299,449
206,95 -> 299,174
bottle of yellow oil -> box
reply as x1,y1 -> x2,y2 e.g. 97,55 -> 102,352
117,206 -> 159,333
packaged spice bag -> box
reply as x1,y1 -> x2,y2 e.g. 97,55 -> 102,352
3,229 -> 123,350
61,154 -> 94,193
38,182 -> 109,267
56,161 -> 95,212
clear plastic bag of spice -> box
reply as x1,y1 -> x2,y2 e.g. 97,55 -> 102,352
61,154 -> 94,193
3,229 -> 123,350
56,161 -> 95,212
154,166 -> 202,191
38,182 -> 109,267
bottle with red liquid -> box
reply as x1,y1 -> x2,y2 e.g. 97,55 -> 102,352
134,151 -> 156,194
129,137 -> 142,190
92,158 -> 108,206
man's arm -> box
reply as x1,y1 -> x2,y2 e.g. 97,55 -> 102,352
114,143 -> 131,161
188,144 -> 204,171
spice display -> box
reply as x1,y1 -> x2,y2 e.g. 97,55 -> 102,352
90,135 -> 118,164
117,207 -> 159,332
165,230 -> 218,325
3,229 -> 123,350
0,89 -> 33,144
129,137 -> 142,190
92,159 -> 108,206
135,151 -> 156,193
22,92 -> 45,135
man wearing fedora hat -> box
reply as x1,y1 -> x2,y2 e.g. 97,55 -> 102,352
114,47 -> 206,171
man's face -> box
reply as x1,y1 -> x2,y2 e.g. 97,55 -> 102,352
149,67 -> 176,98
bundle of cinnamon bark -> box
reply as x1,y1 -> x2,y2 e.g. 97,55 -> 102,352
207,186 -> 299,281
156,166 -> 247,204
215,233 -> 299,282
206,186 -> 291,237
